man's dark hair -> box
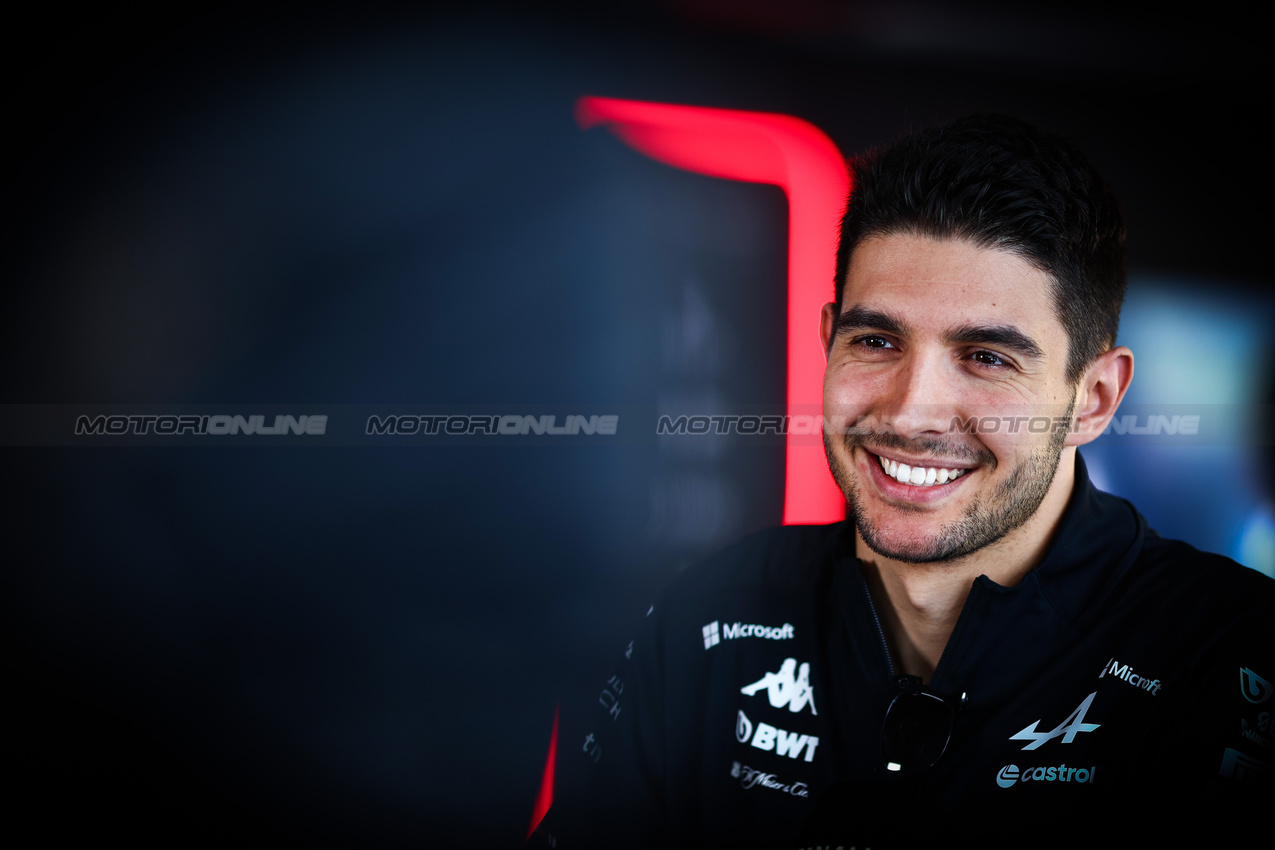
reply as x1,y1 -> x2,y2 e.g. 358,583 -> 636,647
834,113 -> 1126,384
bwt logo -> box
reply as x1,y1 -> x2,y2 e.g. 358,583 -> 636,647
1241,668 -> 1273,704
735,711 -> 820,762
996,763 -> 1096,788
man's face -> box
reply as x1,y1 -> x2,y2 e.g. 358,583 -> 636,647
821,233 -> 1077,564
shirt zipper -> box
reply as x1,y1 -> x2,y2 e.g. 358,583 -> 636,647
856,569 -> 897,680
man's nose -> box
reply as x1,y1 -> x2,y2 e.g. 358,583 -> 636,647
878,355 -> 959,438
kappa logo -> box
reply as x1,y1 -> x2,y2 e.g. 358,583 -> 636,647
741,658 -> 817,715
735,710 -> 820,762
1241,668 -> 1273,704
702,620 -> 794,650
1009,692 -> 1101,751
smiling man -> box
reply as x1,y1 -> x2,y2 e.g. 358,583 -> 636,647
538,115 -> 1274,849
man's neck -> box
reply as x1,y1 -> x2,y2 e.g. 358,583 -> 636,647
856,449 -> 1078,684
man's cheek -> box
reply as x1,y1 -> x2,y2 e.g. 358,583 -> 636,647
819,413 -> 859,446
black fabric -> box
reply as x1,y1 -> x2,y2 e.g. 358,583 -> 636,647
536,453 -> 1275,848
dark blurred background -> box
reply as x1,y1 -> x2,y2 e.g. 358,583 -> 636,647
3,2 -> 1270,847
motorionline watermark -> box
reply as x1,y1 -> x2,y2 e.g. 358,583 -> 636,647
75,414 -> 329,436
365,414 -> 617,436
2,403 -> 1252,446
656,412 -> 1202,437
0,406 -> 627,445
64,412 -> 619,440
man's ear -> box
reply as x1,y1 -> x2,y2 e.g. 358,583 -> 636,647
1066,346 -> 1134,447
820,302 -> 838,360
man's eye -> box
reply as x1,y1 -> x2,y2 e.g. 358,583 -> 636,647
971,350 -> 1008,367
855,335 -> 894,349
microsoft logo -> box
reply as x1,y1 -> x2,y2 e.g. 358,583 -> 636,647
703,619 -> 795,650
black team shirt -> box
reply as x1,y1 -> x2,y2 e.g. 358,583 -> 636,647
535,454 -> 1275,848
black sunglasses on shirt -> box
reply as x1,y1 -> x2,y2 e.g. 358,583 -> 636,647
880,675 -> 965,777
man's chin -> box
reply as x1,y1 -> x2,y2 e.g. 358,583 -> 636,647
851,508 -> 993,565
856,526 -> 957,565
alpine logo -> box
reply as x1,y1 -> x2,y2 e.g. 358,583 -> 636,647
1009,692 -> 1101,751
731,762 -> 810,797
1241,667 -> 1273,704
741,658 -> 817,715
702,620 -> 794,650
996,763 -> 1096,788
1098,658 -> 1161,695
735,710 -> 820,762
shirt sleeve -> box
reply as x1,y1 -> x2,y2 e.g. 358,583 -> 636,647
1211,594 -> 1275,790
531,602 -> 668,849
1135,572 -> 1275,834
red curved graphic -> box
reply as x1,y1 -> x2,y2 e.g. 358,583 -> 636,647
577,96 -> 849,524
527,703 -> 558,840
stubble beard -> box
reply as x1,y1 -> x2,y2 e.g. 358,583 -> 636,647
823,400 -> 1075,565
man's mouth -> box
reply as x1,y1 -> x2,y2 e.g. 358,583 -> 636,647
873,452 -> 971,488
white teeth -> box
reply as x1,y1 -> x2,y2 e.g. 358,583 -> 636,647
877,454 -> 968,487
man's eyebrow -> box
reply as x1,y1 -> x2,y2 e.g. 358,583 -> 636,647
834,308 -> 1046,361
943,323 -> 1045,360
833,306 -> 910,338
